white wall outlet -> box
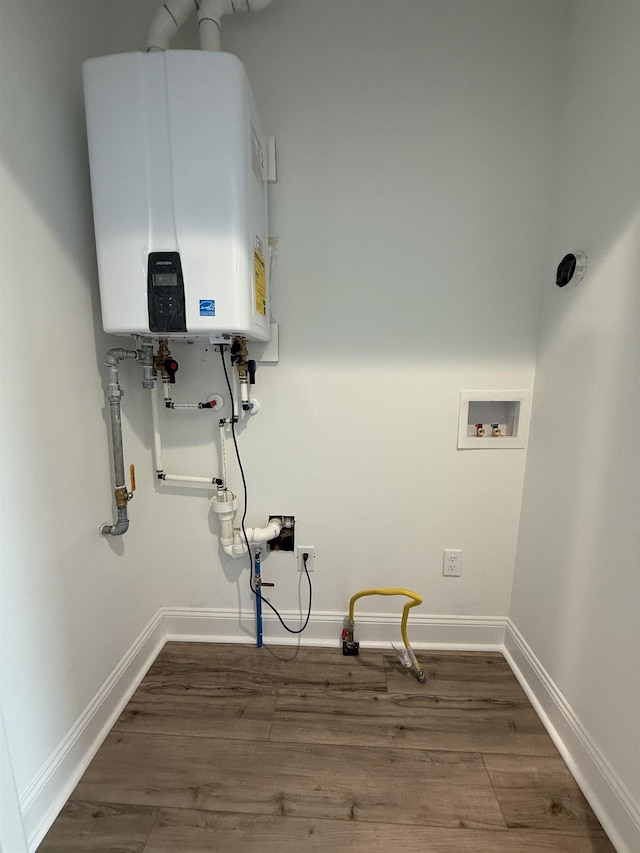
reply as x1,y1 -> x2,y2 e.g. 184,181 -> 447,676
443,549 -> 462,577
297,546 -> 315,572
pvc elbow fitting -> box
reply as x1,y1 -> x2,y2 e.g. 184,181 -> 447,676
246,518 -> 282,544
232,531 -> 247,556
146,0 -> 198,51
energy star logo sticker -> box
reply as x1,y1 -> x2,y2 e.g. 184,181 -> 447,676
199,299 -> 216,317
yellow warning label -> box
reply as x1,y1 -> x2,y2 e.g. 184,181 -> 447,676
254,245 -> 266,316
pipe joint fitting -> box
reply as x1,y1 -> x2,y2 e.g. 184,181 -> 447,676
114,486 -> 130,508
101,506 -> 130,537
106,386 -> 123,402
210,493 -> 238,517
105,348 -> 137,368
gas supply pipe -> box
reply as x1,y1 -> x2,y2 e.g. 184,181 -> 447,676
342,588 -> 427,684
101,340 -> 154,536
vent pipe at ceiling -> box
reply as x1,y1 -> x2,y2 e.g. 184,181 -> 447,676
147,0 -> 275,53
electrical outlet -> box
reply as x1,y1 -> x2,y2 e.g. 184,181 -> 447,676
443,549 -> 462,577
297,546 -> 315,572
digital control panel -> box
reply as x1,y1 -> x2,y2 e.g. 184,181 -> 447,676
147,252 -> 187,333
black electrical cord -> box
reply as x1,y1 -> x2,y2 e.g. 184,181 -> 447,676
219,345 -> 312,634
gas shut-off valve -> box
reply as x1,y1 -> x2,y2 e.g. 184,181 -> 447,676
154,339 -> 179,384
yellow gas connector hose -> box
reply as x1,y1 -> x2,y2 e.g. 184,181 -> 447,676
343,588 -> 426,684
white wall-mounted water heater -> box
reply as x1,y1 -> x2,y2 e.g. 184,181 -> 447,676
83,50 -> 270,343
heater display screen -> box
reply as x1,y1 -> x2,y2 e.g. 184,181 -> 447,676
147,251 -> 186,333
153,273 -> 178,287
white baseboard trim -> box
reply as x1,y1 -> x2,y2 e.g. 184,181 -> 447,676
162,606 -> 507,651
21,607 -> 638,853
504,619 -> 640,853
22,611 -> 166,852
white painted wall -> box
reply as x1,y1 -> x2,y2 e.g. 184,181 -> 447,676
7,0 -> 636,848
171,0 -> 561,622
511,0 -> 639,818
0,0 -> 164,818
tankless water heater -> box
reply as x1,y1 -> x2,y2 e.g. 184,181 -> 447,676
83,51 -> 270,342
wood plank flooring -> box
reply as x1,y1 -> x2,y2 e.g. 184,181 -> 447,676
38,644 -> 616,852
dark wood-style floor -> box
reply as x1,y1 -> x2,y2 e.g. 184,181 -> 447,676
39,643 -> 616,852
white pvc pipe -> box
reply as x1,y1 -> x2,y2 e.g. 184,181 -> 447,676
210,493 -> 238,553
167,402 -> 202,409
151,378 -> 164,475
147,0 -> 274,52
146,0 -> 199,52
224,534 -> 243,557
152,379 -> 218,487
222,519 -> 282,558
239,378 -> 250,407
210,493 -> 282,557
220,421 -> 228,487
232,368 -> 240,420
198,0 -> 223,51
162,474 -> 218,484
246,519 -> 283,543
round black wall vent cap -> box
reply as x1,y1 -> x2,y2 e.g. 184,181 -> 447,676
556,251 -> 587,289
